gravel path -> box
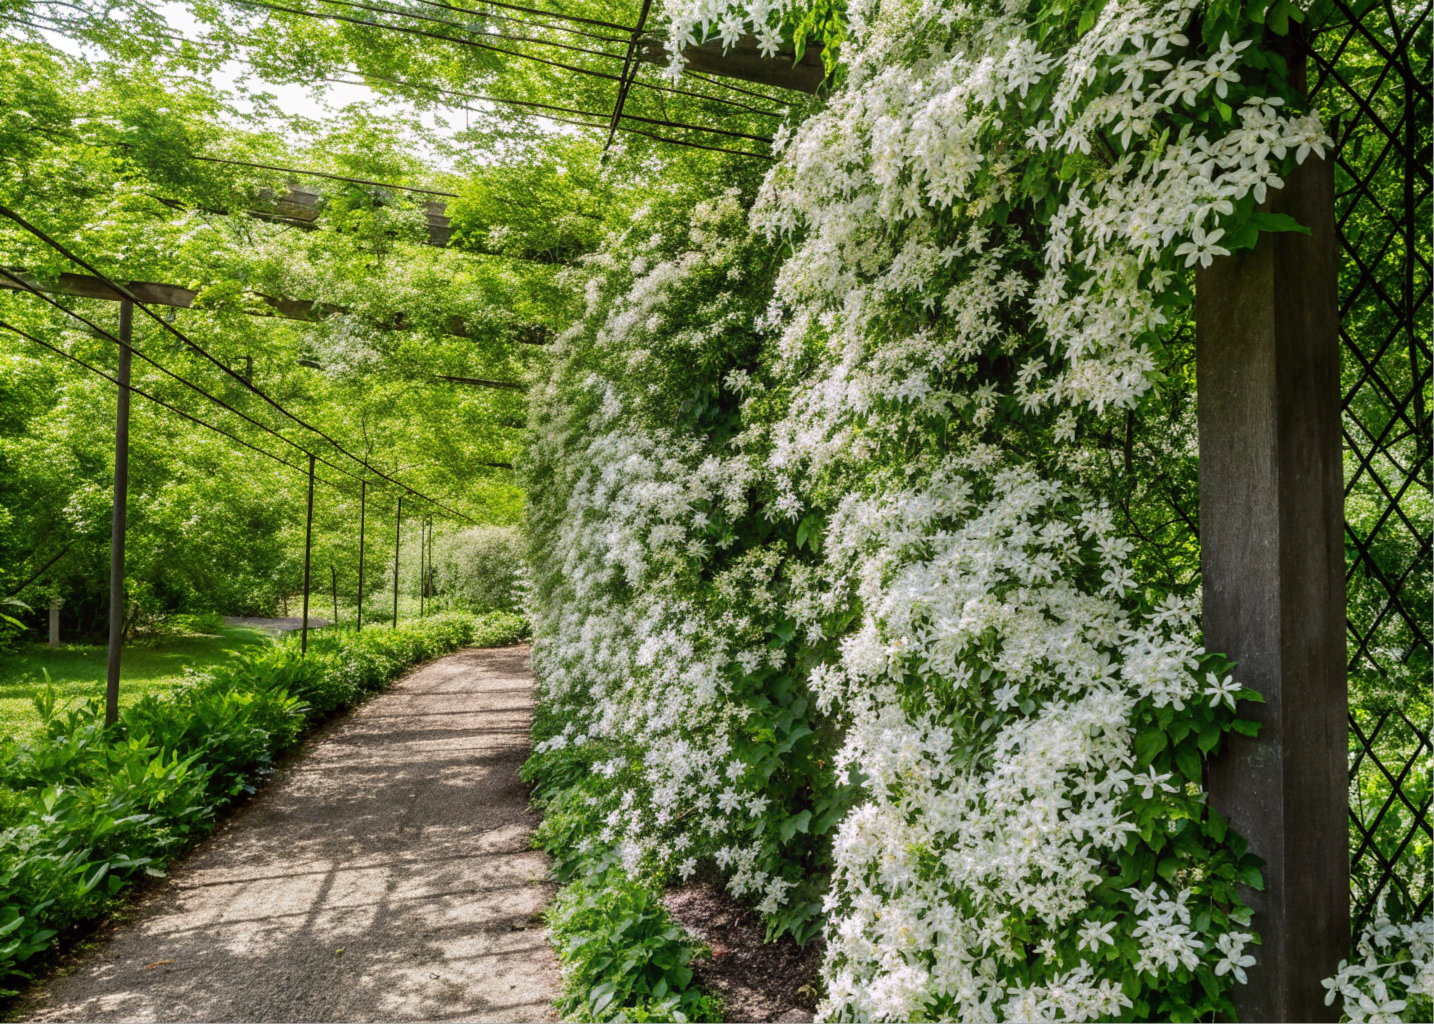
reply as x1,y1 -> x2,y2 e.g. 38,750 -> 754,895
18,646 -> 560,1024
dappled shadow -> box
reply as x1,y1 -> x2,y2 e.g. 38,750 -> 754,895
19,645 -> 559,1024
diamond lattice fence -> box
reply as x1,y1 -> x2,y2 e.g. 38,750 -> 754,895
1310,0 -> 1433,934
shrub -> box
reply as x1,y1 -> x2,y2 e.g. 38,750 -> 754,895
431,526 -> 525,612
0,610 -> 527,995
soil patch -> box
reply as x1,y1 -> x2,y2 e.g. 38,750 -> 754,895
664,882 -> 822,1024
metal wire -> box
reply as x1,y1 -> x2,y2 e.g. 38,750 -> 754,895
0,318 -> 338,485
0,243 -> 482,522
191,154 -> 461,196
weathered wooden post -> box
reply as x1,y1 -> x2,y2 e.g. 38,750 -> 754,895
47,598 -> 60,647
104,298 -> 132,727
1198,41 -> 1348,1022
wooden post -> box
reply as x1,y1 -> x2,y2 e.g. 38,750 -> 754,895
48,598 -> 60,648
104,299 -> 132,727
301,453 -> 315,655
392,494 -> 402,627
357,480 -> 366,631
1197,46 -> 1348,1020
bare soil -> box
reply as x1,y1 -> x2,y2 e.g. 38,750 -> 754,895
14,646 -> 559,1024
664,882 -> 823,1024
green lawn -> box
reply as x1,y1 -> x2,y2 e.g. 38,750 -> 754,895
0,624 -> 275,739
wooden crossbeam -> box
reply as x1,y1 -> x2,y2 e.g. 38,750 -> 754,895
637,34 -> 825,94
0,268 -> 548,347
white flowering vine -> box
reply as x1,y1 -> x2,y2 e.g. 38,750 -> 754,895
518,0 -> 1396,1021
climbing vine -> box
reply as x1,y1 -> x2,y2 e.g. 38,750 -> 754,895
519,1 -> 1422,1021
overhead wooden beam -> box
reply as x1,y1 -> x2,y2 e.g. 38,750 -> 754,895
637,34 -> 825,94
0,269 -> 548,347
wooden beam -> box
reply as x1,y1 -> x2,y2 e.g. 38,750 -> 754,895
0,269 -> 548,346
637,34 -> 825,94
1197,87 -> 1348,1023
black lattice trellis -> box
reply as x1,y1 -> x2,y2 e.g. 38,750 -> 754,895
1310,0 -> 1433,934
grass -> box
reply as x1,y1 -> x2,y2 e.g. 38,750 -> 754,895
0,623 -> 274,739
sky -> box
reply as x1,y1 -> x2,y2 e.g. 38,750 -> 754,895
23,2 -> 480,170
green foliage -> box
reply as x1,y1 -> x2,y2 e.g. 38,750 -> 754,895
525,708 -> 721,1024
546,869 -> 722,1024
0,611 -> 525,995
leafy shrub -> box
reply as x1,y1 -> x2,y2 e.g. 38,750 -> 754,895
431,526 -> 525,612
0,610 -> 526,995
525,705 -> 720,1023
548,868 -> 720,1023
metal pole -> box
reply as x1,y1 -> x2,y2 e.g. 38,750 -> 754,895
357,480 -> 366,631
104,299 -> 132,727
301,453 -> 315,655
1199,37 -> 1347,1021
331,564 -> 338,629
419,515 -> 426,618
393,494 -> 402,627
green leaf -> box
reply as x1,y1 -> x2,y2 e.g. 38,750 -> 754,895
1250,211 -> 1312,235
1232,718 -> 1261,737
1134,730 -> 1168,764
1175,747 -> 1203,784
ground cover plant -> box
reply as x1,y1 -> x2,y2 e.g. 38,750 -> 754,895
0,610 -> 527,995
0,618 -> 271,737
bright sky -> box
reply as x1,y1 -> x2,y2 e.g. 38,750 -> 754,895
25,2 -> 479,170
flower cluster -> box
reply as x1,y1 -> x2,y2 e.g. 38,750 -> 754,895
525,0 -> 1358,1020
1322,910 -> 1433,1024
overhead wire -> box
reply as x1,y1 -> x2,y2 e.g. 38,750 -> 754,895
323,73 -> 774,153
228,0 -> 786,116
0,318 -> 340,485
191,154 -> 461,196
307,0 -> 626,59
394,0 -> 629,43
0,205 -> 487,521
0,229 -> 486,522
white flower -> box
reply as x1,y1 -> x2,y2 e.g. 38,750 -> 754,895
1174,227 -> 1231,269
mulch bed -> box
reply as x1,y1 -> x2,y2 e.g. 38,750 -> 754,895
664,881 -> 823,1024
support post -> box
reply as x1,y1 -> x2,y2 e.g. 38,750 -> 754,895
1197,49 -> 1348,1020
419,515 -> 426,618
48,598 -> 60,648
357,480 -> 366,631
393,494 -> 402,627
331,564 -> 339,629
301,453 -> 315,655
104,299 -> 132,727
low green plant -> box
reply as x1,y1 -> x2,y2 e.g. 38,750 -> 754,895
525,707 -> 721,1023
547,869 -> 721,1024
0,610 -> 527,996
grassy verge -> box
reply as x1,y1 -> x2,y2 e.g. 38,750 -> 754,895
0,610 -> 528,996
0,620 -> 271,739
523,709 -> 722,1023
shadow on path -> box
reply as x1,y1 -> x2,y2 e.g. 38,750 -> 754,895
18,646 -> 558,1024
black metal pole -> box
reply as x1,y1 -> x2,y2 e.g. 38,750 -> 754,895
357,480 -> 366,631
392,494 -> 402,627
418,516 -> 426,618
331,563 -> 338,628
301,453 -> 315,655
104,299 -> 132,727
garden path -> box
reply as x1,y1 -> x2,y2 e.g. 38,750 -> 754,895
18,645 -> 560,1023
